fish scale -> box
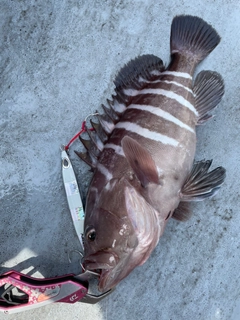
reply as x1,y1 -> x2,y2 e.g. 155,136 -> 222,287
75,15 -> 226,292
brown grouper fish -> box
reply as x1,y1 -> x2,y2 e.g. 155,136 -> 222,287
75,15 -> 226,292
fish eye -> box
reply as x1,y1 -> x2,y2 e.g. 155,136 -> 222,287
86,227 -> 96,241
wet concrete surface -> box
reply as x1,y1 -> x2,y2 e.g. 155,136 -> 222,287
1,1 -> 240,319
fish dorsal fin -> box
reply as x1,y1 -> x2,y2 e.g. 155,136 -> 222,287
121,136 -> 159,187
86,127 -> 104,152
114,54 -> 165,92
97,113 -> 115,135
193,70 -> 224,124
79,135 -> 100,158
90,119 -> 109,143
180,160 -> 226,201
101,103 -> 119,123
74,150 -> 96,170
76,55 -> 165,168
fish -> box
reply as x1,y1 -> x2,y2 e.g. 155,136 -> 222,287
75,15 -> 226,292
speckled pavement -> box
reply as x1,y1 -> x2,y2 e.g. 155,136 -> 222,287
1,1 -> 240,319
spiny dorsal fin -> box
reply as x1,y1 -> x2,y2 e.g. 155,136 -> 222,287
108,96 -> 127,115
115,91 -> 129,104
106,99 -> 120,121
114,54 -> 165,93
79,135 -> 100,158
97,114 -> 115,135
95,55 -> 164,123
193,70 -> 224,124
121,136 -> 159,187
76,55 -> 165,168
180,160 -> 226,201
90,119 -> 108,143
171,15 -> 220,62
101,104 -> 119,123
172,202 -> 192,221
86,127 -> 104,151
74,150 -> 96,170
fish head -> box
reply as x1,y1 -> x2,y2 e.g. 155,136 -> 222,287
83,178 -> 139,292
83,177 -> 161,292
84,208 -> 139,292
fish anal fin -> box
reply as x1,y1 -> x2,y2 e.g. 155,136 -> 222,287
172,202 -> 192,221
193,70 -> 224,124
180,160 -> 226,201
121,136 -> 159,187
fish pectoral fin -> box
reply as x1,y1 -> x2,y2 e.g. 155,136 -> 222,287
193,70 -> 224,124
180,160 -> 226,201
121,136 -> 159,187
172,202 -> 192,221
125,186 -> 160,259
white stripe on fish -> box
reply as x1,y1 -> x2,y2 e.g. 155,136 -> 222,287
112,101 -> 127,113
97,163 -> 113,180
128,104 -> 195,133
96,139 -> 104,151
160,70 -> 192,79
150,70 -> 192,79
104,143 -> 125,156
115,121 -> 180,146
124,88 -> 198,115
138,77 -> 193,93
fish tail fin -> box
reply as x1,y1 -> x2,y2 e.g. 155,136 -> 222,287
170,15 -> 220,62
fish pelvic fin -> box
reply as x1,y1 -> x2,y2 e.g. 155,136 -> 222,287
121,136 -> 159,187
193,70 -> 225,124
172,202 -> 192,222
180,160 -> 226,201
171,15 -> 220,63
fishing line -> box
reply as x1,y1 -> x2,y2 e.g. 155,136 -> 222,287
64,112 -> 99,151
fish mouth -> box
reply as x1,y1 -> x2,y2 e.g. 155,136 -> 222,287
83,251 -> 120,292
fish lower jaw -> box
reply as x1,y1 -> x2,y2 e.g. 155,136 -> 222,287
83,262 -> 112,291
83,250 -> 121,291
98,269 -> 114,292
85,266 -> 114,292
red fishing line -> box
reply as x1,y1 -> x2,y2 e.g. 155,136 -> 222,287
64,114 -> 97,151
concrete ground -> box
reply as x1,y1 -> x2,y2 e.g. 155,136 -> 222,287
1,0 -> 240,319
